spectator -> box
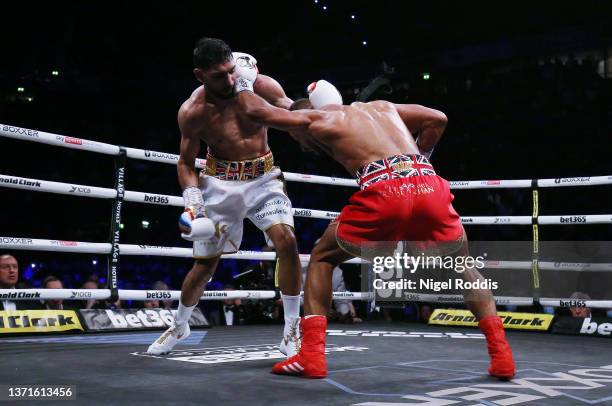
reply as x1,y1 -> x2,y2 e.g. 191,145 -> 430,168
144,299 -> 160,309
569,291 -> 592,318
82,280 -> 104,309
419,304 -> 434,323
152,280 -> 174,309
0,254 -> 19,311
0,254 -> 37,310
40,275 -> 65,310
208,284 -> 243,326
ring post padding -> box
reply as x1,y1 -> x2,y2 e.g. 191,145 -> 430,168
108,148 -> 127,302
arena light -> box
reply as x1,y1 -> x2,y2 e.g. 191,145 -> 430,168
322,5 -> 327,10
31,263 -> 36,268
141,220 -> 150,229
422,72 -> 430,80
351,15 -> 356,20
17,87 -> 24,92
92,259 -> 98,265
362,40 -> 367,46
119,223 -> 125,230
52,70 -> 59,76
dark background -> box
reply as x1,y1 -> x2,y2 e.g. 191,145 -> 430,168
1,1 -> 611,292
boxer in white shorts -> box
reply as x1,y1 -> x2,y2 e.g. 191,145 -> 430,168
148,38 -> 302,357
194,158 -> 293,258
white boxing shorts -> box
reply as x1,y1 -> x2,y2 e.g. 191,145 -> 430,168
193,167 -> 294,258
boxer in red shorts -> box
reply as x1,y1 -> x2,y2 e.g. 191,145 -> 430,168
233,76 -> 515,380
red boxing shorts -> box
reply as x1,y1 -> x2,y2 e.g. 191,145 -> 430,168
335,154 -> 465,257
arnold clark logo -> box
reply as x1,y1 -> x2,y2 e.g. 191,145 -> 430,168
0,176 -> 41,188
554,177 -> 590,184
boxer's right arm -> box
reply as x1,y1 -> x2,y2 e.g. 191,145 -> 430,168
235,88 -> 325,132
177,107 -> 201,190
394,104 -> 447,158
177,106 -> 206,233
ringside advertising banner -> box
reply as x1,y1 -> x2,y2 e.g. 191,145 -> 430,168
79,308 -> 209,331
552,316 -> 612,338
428,309 -> 553,331
0,310 -> 83,334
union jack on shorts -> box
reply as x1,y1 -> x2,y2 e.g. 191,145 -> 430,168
356,154 -> 436,189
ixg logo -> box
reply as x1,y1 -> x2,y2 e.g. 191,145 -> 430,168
494,217 -> 511,224
70,291 -> 92,299
70,185 -> 91,194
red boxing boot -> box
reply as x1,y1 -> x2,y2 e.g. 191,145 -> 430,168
272,315 -> 327,378
479,315 -> 516,379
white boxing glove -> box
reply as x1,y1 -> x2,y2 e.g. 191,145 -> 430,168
307,80 -> 343,108
233,52 -> 258,93
179,186 -> 214,241
181,217 -> 215,241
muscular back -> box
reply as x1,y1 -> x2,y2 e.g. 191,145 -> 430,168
303,101 -> 421,174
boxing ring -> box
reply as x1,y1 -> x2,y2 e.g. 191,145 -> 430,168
1,124 -> 612,405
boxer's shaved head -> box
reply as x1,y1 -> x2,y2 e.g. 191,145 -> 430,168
290,98 -> 313,111
193,37 -> 232,70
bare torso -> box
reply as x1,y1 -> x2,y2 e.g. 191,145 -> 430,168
299,100 -> 421,174
181,86 -> 269,160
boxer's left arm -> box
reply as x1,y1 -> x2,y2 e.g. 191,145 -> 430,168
253,74 -> 294,110
394,104 -> 447,158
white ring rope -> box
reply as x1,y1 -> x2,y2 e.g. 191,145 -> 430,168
3,123 -> 612,189
1,288 -> 610,308
1,174 -> 610,225
0,288 -> 369,302
0,237 -> 365,264
4,237 -> 612,271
